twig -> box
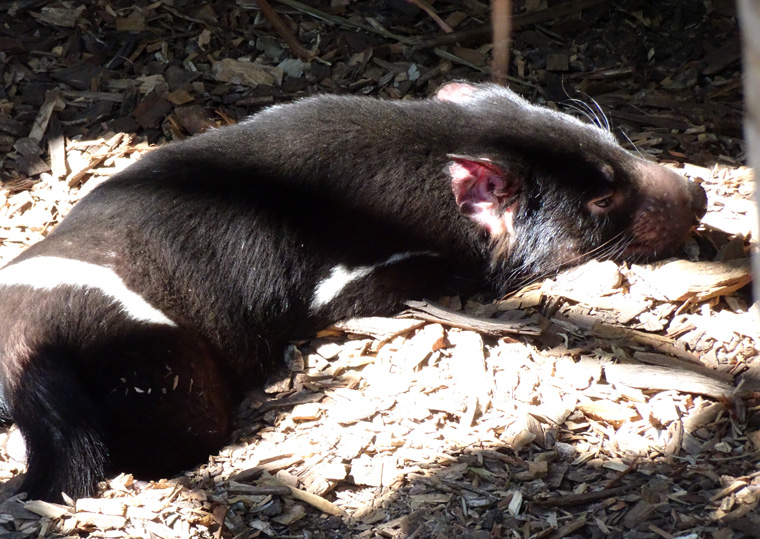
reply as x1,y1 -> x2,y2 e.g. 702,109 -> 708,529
275,0 -> 417,45
403,299 -> 540,336
257,0 -> 315,62
605,456 -> 639,489
408,0 -> 453,33
536,484 -> 637,508
433,48 -> 489,73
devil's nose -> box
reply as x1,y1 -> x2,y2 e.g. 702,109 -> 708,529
688,181 -> 708,220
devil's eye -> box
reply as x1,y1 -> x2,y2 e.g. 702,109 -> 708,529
588,193 -> 616,212
594,196 -> 613,208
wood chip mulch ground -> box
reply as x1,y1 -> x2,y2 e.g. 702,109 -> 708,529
0,1 -> 757,538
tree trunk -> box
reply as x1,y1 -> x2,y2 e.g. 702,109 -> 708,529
738,0 -> 760,307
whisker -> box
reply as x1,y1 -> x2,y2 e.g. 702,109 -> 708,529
559,80 -> 607,131
587,96 -> 611,133
563,100 -> 600,127
618,129 -> 646,159
564,98 -> 605,130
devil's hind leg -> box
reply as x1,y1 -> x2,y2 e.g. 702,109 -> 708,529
96,325 -> 234,480
9,346 -> 109,501
4,321 -> 233,502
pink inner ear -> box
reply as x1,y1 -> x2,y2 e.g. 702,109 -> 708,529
435,82 -> 477,103
448,157 -> 515,237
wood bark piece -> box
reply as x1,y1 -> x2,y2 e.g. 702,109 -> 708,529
173,105 -> 216,135
548,516 -> 588,538
631,258 -> 752,303
592,324 -> 702,363
328,316 -> 424,340
257,476 -> 347,517
28,88 -> 61,143
577,400 -> 638,426
24,500 -> 71,519
31,4 -> 85,27
225,482 -> 291,496
448,329 -> 489,426
537,485 -> 635,507
212,58 -> 283,88
66,133 -> 131,187
47,115 -> 67,180
404,300 -> 541,336
115,14 -> 146,32
13,138 -> 41,157
74,498 -> 126,516
133,91 -> 172,129
15,154 -> 50,176
53,62 -> 110,91
604,363 -> 735,399
622,500 -> 656,529
395,322 -> 446,368
634,351 -> 734,384
72,512 -> 127,529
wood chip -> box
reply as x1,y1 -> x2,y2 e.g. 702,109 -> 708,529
258,475 -> 347,517
604,363 -> 735,399
212,59 -> 283,88
24,500 -> 71,519
631,258 -> 752,302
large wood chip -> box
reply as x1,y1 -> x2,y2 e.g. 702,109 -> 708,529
405,300 -> 541,336
133,91 -> 172,130
634,351 -> 734,383
329,316 -> 424,340
72,511 -> 127,530
24,500 -> 71,519
32,5 -> 85,27
622,500 -> 656,529
28,89 -> 62,143
604,363 -> 735,398
257,476 -> 346,517
631,258 -> 752,302
577,399 -> 639,426
75,497 -> 126,516
349,455 -> 397,487
47,115 -> 67,179
212,58 -> 283,88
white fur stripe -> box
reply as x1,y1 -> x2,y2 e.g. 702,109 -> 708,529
310,251 -> 437,311
0,256 -> 176,326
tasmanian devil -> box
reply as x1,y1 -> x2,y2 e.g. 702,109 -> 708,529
0,82 -> 706,501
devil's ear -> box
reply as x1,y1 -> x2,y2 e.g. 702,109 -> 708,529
447,155 -> 517,237
435,82 -> 477,103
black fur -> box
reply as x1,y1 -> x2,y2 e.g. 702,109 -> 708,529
0,83 -> 706,501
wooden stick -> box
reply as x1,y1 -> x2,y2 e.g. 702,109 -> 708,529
404,299 -> 540,336
491,0 -> 512,85
408,0 -> 453,33
257,0 -> 314,62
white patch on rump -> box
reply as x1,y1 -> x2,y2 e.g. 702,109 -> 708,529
0,256 -> 176,326
310,251 -> 437,311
